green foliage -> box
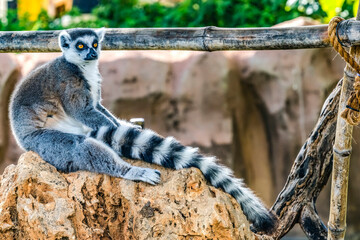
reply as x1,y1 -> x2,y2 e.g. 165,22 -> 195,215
289,0 -> 357,21
286,0 -> 326,20
0,9 -> 31,30
88,0 -> 305,28
318,0 -> 356,21
0,0 -> 359,31
0,9 -> 60,30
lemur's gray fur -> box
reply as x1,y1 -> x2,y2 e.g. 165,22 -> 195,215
9,28 -> 276,232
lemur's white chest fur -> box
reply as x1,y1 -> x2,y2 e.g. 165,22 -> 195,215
46,62 -> 101,136
79,61 -> 102,106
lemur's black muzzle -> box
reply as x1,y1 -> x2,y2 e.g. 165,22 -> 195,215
85,48 -> 98,60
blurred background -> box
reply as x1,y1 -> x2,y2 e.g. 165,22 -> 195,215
0,0 -> 358,30
0,0 -> 359,239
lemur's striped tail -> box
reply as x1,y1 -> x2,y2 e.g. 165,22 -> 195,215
91,124 -> 276,232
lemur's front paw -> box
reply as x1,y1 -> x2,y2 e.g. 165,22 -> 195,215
124,167 -> 161,185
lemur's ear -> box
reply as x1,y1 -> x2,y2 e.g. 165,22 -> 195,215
59,30 -> 71,51
95,27 -> 105,42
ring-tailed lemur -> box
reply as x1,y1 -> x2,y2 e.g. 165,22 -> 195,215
9,28 -> 276,233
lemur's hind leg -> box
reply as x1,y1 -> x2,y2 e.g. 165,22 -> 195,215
22,129 -> 161,185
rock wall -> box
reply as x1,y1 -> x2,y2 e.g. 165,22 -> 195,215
0,17 -> 359,237
226,47 -> 344,202
0,151 -> 269,240
0,53 -> 20,172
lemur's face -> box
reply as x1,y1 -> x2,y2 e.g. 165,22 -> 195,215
59,28 -> 105,65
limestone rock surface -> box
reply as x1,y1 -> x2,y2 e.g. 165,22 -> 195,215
0,151 -> 270,240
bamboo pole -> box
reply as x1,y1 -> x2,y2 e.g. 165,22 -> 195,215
328,67 -> 354,240
0,23 -> 359,52
3,20 -> 360,52
327,5 -> 360,239
4,20 -> 360,53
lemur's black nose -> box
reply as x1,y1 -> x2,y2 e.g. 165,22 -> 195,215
90,52 -> 97,58
86,48 -> 98,60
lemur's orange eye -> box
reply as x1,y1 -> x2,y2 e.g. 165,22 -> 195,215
93,43 -> 98,48
78,44 -> 84,49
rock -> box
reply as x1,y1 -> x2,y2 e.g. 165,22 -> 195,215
0,151 -> 271,240
224,18 -> 345,210
274,16 -> 320,27
225,46 -> 345,204
0,53 -> 21,173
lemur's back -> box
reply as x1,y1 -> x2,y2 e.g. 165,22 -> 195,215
10,56 -> 90,146
9,28 -> 276,233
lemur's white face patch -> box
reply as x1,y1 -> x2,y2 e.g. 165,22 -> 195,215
63,35 -> 100,65
58,29 -> 105,66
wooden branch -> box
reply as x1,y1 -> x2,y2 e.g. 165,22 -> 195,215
271,79 -> 342,239
299,203 -> 327,239
0,25 -> 339,52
